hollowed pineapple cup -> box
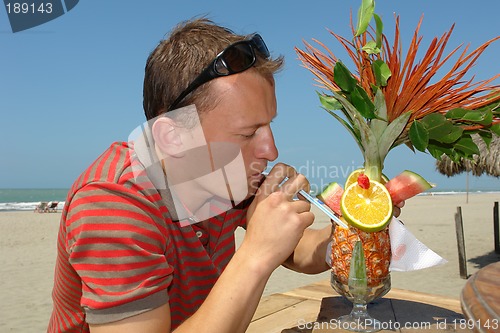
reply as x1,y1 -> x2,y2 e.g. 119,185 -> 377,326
330,225 -> 392,332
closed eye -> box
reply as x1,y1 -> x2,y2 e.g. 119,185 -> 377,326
240,131 -> 257,139
239,120 -> 273,139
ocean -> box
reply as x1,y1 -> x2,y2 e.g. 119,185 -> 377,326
0,189 -> 69,211
1,188 -> 499,212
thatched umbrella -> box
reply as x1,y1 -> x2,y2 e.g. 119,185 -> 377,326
436,134 -> 500,177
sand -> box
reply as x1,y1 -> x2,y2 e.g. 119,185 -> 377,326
1,193 -> 499,332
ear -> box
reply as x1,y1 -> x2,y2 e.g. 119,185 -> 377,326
152,117 -> 185,157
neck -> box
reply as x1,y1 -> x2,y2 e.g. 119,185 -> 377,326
156,144 -> 215,221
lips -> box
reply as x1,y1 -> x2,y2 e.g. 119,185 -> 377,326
248,168 -> 266,184
249,172 -> 264,181
247,163 -> 267,186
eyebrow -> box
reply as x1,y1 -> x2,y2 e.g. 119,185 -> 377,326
238,113 -> 277,130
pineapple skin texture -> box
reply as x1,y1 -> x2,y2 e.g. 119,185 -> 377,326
331,225 -> 391,287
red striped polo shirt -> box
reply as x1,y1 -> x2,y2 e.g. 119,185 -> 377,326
47,142 -> 248,332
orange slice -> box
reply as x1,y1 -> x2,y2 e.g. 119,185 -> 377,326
345,168 -> 364,188
340,179 -> 393,232
345,168 -> 389,188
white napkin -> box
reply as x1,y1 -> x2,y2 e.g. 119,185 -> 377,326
389,217 -> 448,271
325,217 -> 448,271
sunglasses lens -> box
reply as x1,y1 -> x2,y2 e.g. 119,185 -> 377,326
170,34 -> 270,110
217,43 -> 255,74
251,34 -> 270,58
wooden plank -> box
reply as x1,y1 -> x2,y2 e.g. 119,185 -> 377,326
387,288 -> 462,312
311,296 -> 397,333
455,206 -> 468,279
494,201 -> 499,254
274,281 -> 463,312
309,294 -> 466,332
251,280 -> 470,332
252,294 -> 305,321
282,279 -> 336,301
392,297 -> 468,332
247,299 -> 321,333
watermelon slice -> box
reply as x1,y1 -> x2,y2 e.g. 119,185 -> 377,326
384,170 -> 433,204
317,182 -> 344,216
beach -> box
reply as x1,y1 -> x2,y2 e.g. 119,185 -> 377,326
1,193 -> 499,332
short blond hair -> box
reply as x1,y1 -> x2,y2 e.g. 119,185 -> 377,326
143,18 -> 284,120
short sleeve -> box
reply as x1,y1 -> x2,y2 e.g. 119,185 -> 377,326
65,181 -> 174,324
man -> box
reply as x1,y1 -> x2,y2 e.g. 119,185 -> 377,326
48,19 -> 338,332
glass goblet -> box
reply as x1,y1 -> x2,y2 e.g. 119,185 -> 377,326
331,272 -> 391,332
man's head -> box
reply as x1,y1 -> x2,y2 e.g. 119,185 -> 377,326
145,19 -> 284,200
143,18 -> 284,120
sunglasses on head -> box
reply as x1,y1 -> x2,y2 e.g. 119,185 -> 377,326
168,33 -> 270,111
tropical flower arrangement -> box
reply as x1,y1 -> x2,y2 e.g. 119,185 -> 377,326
295,0 -> 500,291
296,0 -> 500,181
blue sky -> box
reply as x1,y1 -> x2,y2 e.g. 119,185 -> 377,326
1,0 -> 499,192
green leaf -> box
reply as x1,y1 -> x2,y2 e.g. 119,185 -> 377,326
330,90 -> 371,139
409,120 -> 429,152
445,108 -> 494,126
349,241 -> 367,290
426,135 -> 478,161
372,59 -> 391,87
461,109 -> 493,126
334,62 -> 357,93
330,90 -> 381,177
420,113 -> 447,135
491,123 -> 500,136
454,136 -> 480,157
318,92 -> 343,110
373,88 -> 387,120
421,113 -> 463,143
362,41 -> 381,55
451,151 -> 465,163
445,108 -> 468,120
478,130 -> 493,148
370,89 -> 388,140
374,13 -> 383,49
439,126 -> 463,143
427,142 -> 454,160
378,112 -> 411,160
325,109 -> 364,152
351,85 -> 377,119
355,0 -> 375,37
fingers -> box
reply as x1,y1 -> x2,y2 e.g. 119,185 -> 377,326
393,200 -> 405,218
393,206 -> 401,218
288,199 -> 315,230
395,200 -> 405,208
258,163 -> 297,196
292,198 -> 312,214
257,163 -> 310,200
280,173 -> 310,199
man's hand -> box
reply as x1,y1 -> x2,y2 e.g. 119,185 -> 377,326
393,200 -> 405,218
244,163 -> 314,274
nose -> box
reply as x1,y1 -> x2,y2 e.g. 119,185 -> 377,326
256,125 -> 278,161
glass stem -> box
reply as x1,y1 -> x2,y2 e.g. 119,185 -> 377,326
351,300 -> 368,319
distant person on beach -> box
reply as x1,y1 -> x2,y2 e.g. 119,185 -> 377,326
47,19 -> 400,333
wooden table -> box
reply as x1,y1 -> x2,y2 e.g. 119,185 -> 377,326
461,261 -> 500,333
248,279 -> 470,332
